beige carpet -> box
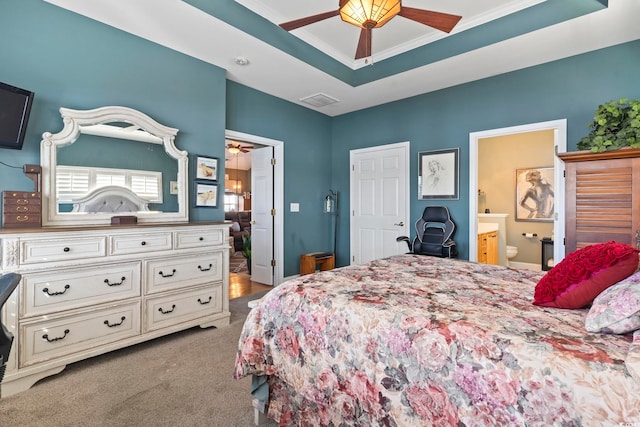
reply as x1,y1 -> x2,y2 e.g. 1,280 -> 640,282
0,291 -> 275,427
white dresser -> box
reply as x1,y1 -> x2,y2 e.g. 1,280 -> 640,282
0,222 -> 230,397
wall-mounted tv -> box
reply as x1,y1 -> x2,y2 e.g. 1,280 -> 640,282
0,81 -> 34,150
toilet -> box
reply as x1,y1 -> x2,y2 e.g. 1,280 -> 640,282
506,245 -> 518,259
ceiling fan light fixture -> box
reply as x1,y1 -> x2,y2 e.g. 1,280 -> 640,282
227,146 -> 241,155
339,0 -> 401,29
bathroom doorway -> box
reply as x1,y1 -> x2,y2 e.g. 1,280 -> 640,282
469,119 -> 567,268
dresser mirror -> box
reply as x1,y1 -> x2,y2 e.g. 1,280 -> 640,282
41,106 -> 189,226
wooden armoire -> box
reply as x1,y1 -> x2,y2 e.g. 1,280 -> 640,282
558,147 -> 640,253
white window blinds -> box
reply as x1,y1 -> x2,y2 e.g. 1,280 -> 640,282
57,166 -> 163,203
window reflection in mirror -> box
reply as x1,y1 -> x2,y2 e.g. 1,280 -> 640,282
55,125 -> 179,214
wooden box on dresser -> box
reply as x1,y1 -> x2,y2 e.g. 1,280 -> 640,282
0,222 -> 230,397
558,147 -> 640,253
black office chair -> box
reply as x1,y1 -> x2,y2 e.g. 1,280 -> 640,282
0,272 -> 21,386
396,206 -> 457,258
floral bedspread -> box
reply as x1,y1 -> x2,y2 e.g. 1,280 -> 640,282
234,255 -> 640,426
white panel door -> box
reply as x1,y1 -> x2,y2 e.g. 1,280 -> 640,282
350,142 -> 410,265
250,146 -> 274,285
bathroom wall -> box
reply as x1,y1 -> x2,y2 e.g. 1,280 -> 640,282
478,130 -> 555,267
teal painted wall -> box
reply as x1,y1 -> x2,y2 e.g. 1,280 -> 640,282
226,82 -> 333,276
2,1 -> 640,276
0,0 -> 226,223
331,40 -> 640,263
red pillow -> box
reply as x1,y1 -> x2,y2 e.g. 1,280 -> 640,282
533,241 -> 639,309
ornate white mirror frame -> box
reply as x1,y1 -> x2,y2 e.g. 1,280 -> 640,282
41,106 -> 189,227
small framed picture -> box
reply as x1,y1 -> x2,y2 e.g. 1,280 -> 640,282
194,182 -> 218,208
194,155 -> 218,181
515,167 -> 554,221
418,148 -> 459,200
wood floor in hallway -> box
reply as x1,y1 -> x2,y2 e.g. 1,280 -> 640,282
229,272 -> 272,300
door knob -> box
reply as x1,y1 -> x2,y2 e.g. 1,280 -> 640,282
251,220 -> 256,225
394,221 -> 404,227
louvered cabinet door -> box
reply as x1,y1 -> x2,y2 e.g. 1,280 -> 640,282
562,149 -> 640,253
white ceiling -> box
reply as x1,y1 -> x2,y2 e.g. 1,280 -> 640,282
225,141 -> 254,171
236,0 -> 545,68
45,0 -> 640,117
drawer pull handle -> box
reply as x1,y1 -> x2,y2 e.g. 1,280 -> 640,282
198,264 -> 213,272
63,247 -> 70,252
141,241 -> 147,246
198,296 -> 212,305
17,206 -> 29,212
104,316 -> 126,327
104,276 -> 126,287
16,215 -> 30,222
199,237 -> 204,241
16,199 -> 29,205
43,284 -> 70,296
43,329 -> 70,343
158,304 -> 176,314
158,269 -> 176,278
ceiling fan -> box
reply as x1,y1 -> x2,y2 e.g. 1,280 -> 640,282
279,0 -> 462,60
226,142 -> 253,154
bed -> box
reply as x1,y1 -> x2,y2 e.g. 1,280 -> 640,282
71,185 -> 150,213
234,254 -> 640,426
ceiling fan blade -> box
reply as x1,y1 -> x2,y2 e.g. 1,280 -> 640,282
280,10 -> 340,31
398,7 -> 462,33
355,28 -> 372,60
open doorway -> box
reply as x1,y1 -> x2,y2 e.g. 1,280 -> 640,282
469,119 -> 567,269
225,130 -> 284,289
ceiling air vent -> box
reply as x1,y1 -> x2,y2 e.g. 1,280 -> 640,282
300,93 -> 339,108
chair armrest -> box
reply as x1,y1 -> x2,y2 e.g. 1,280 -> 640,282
396,236 -> 412,251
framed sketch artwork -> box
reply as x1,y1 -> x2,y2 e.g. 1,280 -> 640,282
515,167 -> 554,221
195,182 -> 218,208
418,148 -> 459,200
194,155 -> 218,181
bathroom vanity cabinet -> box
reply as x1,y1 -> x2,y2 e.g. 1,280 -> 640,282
478,230 -> 498,265
559,148 -> 640,253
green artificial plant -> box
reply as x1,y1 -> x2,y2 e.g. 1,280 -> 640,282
241,233 -> 251,260
577,98 -> 640,153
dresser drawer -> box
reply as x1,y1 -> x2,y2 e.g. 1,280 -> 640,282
110,232 -> 172,255
21,236 -> 106,264
20,301 -> 141,367
175,228 -> 225,249
145,252 -> 223,294
22,262 -> 142,317
144,284 -> 222,332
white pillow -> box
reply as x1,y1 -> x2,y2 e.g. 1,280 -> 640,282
231,221 -> 241,232
585,270 -> 640,334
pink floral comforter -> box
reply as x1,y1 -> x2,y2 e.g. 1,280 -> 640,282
234,255 -> 640,426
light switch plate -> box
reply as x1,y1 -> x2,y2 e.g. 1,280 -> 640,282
290,203 -> 299,212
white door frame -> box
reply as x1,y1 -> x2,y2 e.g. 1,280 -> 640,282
225,129 -> 284,286
468,119 -> 567,265
349,141 -> 411,264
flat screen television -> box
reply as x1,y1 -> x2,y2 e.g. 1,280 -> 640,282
0,81 -> 34,150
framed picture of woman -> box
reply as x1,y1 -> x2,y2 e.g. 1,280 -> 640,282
515,167 -> 554,221
418,148 -> 459,200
